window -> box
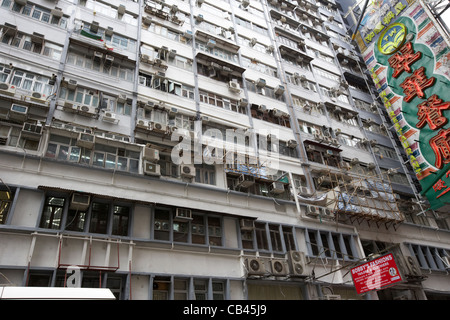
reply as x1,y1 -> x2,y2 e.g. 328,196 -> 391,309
92,144 -> 140,173
154,208 -> 170,241
66,207 -> 87,232
89,202 -> 109,234
112,205 -> 129,236
410,244 -> 450,271
40,196 -> 65,229
1,1 -> 68,28
0,189 -> 13,224
10,70 -> 53,96
0,123 -> 41,151
66,49 -> 134,82
153,208 -> 223,246
254,222 -> 269,251
46,135 -> 139,173
195,164 -> 216,185
59,86 -> 99,107
307,230 -> 357,260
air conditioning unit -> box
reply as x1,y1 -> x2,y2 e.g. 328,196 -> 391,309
143,145 -> 159,162
94,51 -> 103,63
240,219 -> 254,231
104,54 -> 114,67
392,245 -> 423,279
258,105 -> 267,112
321,207 -> 333,217
207,39 -> 216,48
136,119 -> 150,129
306,144 -> 315,151
306,205 -> 319,216
388,168 -> 397,175
151,122 -> 168,133
331,138 -> 339,146
9,104 -> 28,120
175,208 -> 192,221
341,162 -> 351,170
102,111 -> 119,124
269,181 -> 285,194
181,164 -> 196,178
29,91 -> 47,104
51,8 -> 64,18
250,37 -> 257,46
77,132 -> 95,149
271,109 -> 283,117
350,158 -> 359,164
195,14 -> 204,22
246,258 -> 266,276
288,251 -> 308,277
324,149 -> 334,157
0,83 -> 16,96
288,139 -> 297,148
78,105 -> 97,117
143,161 -> 161,176
237,174 -> 255,188
63,101 -> 78,113
256,78 -> 266,87
118,4 -> 126,15
239,98 -> 248,107
70,193 -> 91,211
183,30 -> 193,38
21,122 -> 43,140
270,259 -> 288,276
313,131 -> 323,141
274,85 -> 285,95
298,186 -> 310,196
228,80 -> 241,93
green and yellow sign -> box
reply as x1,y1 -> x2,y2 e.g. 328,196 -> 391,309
358,1 -> 450,210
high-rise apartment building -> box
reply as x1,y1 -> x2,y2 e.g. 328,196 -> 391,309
0,0 -> 449,300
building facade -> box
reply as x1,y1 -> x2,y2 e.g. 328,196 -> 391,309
0,0 -> 449,300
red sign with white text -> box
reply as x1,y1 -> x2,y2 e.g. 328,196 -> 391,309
351,253 -> 402,294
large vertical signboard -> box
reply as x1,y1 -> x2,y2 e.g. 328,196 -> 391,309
354,0 -> 450,210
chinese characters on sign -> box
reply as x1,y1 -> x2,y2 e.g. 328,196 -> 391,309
388,42 -> 421,78
430,129 -> 450,169
432,170 -> 450,199
399,67 -> 435,102
416,95 -> 450,130
386,38 -> 449,173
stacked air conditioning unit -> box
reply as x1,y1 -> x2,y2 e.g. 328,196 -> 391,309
288,251 -> 308,277
143,161 -> 161,176
143,145 -> 160,162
